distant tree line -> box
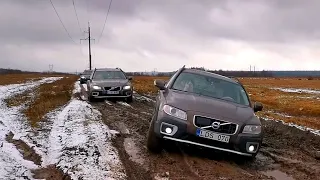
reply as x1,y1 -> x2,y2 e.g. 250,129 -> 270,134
127,67 -> 320,78
0,68 -> 72,75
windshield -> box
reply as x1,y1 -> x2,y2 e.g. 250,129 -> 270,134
172,72 -> 250,106
93,71 -> 126,80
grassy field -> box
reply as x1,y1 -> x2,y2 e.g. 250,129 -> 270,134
2,74 -> 319,129
0,73 -> 67,86
132,76 -> 320,129
2,74 -> 78,127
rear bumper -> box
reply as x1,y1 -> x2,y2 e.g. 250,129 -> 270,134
154,112 -> 262,156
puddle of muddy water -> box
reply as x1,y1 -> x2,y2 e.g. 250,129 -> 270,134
123,138 -> 144,166
262,170 -> 295,180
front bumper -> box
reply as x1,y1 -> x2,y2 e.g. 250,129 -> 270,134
90,89 -> 133,98
154,112 -> 262,156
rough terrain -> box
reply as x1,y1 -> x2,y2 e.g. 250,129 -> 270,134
0,75 -> 319,180
80,85 -> 320,180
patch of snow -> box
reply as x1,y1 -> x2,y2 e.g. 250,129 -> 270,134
105,100 -> 113,105
142,111 -> 152,116
266,110 -> 292,118
117,101 -> 132,108
134,94 -> 155,103
0,123 -> 39,179
272,87 -> 320,94
82,84 -> 88,91
0,77 -> 62,179
262,116 -> 320,136
42,99 -> 125,180
72,81 -> 81,95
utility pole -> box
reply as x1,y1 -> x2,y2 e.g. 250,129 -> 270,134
80,22 -> 95,70
49,64 -> 53,73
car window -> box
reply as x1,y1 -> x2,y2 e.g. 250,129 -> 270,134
93,71 -> 126,80
172,72 -> 250,106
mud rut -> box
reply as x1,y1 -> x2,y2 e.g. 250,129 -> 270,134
81,87 -> 320,180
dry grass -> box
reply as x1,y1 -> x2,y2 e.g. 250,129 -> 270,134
0,73 -> 66,86
239,78 -> 320,129
23,75 -> 78,127
239,77 -> 320,90
133,76 -> 320,129
4,90 -> 34,107
132,76 -> 170,94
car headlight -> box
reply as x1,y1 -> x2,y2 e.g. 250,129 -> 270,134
92,85 -> 102,90
123,85 -> 131,90
163,105 -> 187,120
242,125 -> 261,134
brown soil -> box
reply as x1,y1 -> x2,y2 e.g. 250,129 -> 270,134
81,84 -> 319,180
32,165 -> 71,180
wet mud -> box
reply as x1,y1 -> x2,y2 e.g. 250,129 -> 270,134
81,85 -> 320,180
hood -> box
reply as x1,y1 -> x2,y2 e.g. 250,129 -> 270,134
92,79 -> 129,87
164,90 -> 254,123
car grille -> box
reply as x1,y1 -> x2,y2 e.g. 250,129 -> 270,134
194,116 -> 237,134
104,86 -> 121,91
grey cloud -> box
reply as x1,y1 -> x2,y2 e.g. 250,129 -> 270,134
1,0 -> 320,72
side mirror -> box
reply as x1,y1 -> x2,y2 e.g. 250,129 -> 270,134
128,76 -> 133,80
253,102 -> 263,112
154,79 -> 166,90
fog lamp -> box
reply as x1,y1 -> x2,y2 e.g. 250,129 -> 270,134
248,145 -> 255,152
165,127 -> 172,134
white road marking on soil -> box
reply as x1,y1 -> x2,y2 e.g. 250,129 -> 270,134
0,77 -> 63,179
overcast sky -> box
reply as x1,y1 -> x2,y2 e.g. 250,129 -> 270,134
1,0 -> 320,72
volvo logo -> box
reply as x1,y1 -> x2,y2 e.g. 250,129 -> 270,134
211,121 -> 220,129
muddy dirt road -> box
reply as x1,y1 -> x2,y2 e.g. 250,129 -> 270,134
81,86 -> 320,180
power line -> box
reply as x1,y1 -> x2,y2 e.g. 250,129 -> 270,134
49,0 -> 77,44
97,0 -> 113,43
84,0 -> 90,24
72,0 -> 82,35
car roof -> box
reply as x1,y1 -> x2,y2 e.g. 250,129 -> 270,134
95,68 -> 121,72
82,70 -> 92,74
182,68 -> 239,84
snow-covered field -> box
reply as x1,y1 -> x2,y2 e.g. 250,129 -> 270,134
0,78 -> 125,179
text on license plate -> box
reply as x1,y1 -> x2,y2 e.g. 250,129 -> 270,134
196,129 -> 230,143
107,91 -> 119,94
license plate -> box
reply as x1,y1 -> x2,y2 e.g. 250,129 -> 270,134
196,129 -> 230,143
107,91 -> 119,94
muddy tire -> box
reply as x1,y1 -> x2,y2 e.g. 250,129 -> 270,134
147,120 -> 162,153
88,95 -> 95,102
126,95 -> 133,103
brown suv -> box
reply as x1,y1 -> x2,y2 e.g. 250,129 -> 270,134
147,66 -> 263,159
